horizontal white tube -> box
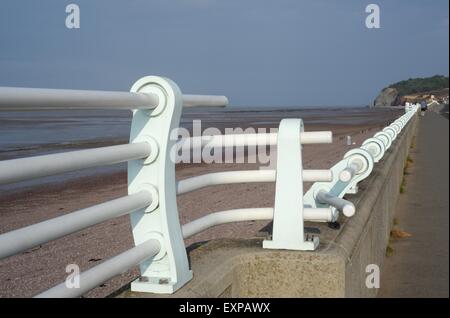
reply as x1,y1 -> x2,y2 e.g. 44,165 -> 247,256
299,131 -> 333,144
0,87 -> 229,110
339,158 -> 364,183
182,208 -> 273,238
176,169 -> 333,194
182,94 -> 228,107
316,190 -> 355,217
0,87 -> 159,110
35,239 -> 160,298
0,191 -> 152,260
303,170 -> 333,182
0,142 -> 151,185
181,207 -> 333,238
178,131 -> 332,149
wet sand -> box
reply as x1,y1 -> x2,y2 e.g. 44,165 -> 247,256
0,112 -> 402,297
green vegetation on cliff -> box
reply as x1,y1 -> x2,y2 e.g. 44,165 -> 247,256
374,75 -> 449,106
388,75 -> 449,96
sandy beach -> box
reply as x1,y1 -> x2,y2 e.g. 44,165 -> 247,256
0,109 -> 402,297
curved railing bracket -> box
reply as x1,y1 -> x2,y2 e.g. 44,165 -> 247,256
128,76 -> 192,293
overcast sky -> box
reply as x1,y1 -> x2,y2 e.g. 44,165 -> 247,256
0,0 -> 448,106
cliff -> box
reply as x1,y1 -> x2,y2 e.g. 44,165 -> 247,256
374,87 -> 399,107
374,75 -> 449,106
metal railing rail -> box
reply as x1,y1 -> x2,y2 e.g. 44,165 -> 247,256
35,239 -> 161,298
0,75 -> 420,298
0,87 -> 228,110
0,191 -> 153,259
0,143 -> 151,185
177,131 -> 332,149
176,169 -> 333,195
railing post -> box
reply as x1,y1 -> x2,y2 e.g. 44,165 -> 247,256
263,119 -> 319,251
340,148 -> 374,194
303,148 -> 373,220
127,76 -> 192,293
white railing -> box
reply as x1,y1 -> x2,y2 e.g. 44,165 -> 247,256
0,76 -> 419,298
303,103 -> 419,218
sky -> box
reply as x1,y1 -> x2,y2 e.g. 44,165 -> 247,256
0,0 -> 448,107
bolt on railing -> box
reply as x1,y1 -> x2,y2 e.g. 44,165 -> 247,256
315,190 -> 356,217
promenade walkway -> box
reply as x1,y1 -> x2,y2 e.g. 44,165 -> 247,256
378,110 -> 449,297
